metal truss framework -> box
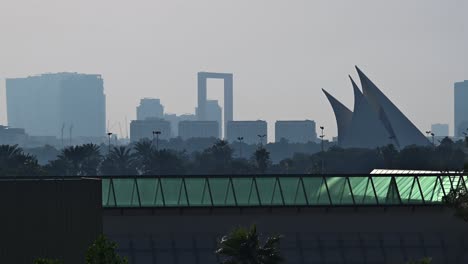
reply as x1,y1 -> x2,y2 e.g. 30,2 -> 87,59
102,174 -> 468,208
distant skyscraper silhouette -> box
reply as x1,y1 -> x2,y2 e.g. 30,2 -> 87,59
130,118 -> 171,142
137,98 -> 164,120
275,120 -> 317,143
197,100 -> 222,137
431,123 -> 449,137
6,73 -> 106,138
454,80 -> 468,137
178,121 -> 219,139
323,67 -> 430,148
226,120 -> 267,145
197,72 -> 233,137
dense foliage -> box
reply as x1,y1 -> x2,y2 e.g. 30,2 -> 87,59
0,136 -> 467,177
216,225 -> 283,264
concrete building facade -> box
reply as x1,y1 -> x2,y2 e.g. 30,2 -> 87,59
275,120 -> 317,143
6,73 -> 106,138
431,123 -> 449,137
178,121 -> 219,140
137,98 -> 164,121
454,80 -> 468,137
226,120 -> 267,144
130,118 -> 171,142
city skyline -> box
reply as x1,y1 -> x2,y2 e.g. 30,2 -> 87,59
1,0 -> 467,141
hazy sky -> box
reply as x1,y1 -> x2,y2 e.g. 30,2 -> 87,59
1,0 -> 467,140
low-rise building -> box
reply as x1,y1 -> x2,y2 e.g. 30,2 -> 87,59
226,120 -> 267,144
130,118 -> 171,142
178,121 -> 219,140
275,120 -> 317,143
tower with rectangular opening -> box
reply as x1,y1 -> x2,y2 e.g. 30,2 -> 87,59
197,72 -> 233,138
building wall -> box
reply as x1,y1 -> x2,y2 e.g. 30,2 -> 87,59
454,81 -> 468,137
104,207 -> 468,264
6,74 -> 62,136
226,120 -> 267,144
163,114 -> 197,138
0,179 -> 102,264
431,123 -> 449,137
178,121 -> 219,140
6,73 -> 106,138
130,119 -> 171,142
275,120 -> 317,143
137,98 -> 164,121
59,74 -> 106,138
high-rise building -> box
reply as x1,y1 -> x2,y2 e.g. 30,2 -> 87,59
137,98 -> 164,120
6,73 -> 106,138
130,118 -> 171,142
454,80 -> 468,137
197,72 -> 233,136
431,123 -> 449,137
275,120 -> 317,143
226,120 -> 267,145
178,121 -> 219,140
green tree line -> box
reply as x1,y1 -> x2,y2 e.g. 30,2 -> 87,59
1,137 -> 467,177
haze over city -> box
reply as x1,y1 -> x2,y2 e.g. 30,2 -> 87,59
1,0 -> 467,140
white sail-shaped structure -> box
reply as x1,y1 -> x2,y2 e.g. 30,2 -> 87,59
323,67 -> 430,149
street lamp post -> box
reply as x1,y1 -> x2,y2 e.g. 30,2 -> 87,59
319,126 -> 325,174
257,134 -> 266,147
237,136 -> 244,158
153,131 -> 161,151
319,126 -> 325,152
107,132 -> 113,154
425,131 -> 433,146
431,132 -> 435,146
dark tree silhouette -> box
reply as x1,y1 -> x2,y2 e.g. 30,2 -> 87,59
100,146 -> 137,175
194,140 -> 234,174
133,140 -> 154,175
253,147 -> 271,174
216,225 -> 283,264
45,144 -> 102,176
0,144 -> 42,176
85,234 -> 128,264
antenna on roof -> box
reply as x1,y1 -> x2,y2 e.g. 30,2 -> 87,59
125,116 -> 129,139
69,124 -> 73,146
118,122 -> 123,140
61,123 -> 65,148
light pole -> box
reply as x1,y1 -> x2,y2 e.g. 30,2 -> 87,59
319,126 -> 325,152
153,131 -> 161,151
237,136 -> 244,158
431,132 -> 435,146
107,132 -> 113,154
257,134 -> 266,147
319,126 -> 325,174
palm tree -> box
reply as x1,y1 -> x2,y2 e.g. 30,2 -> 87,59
133,140 -> 154,175
0,144 -> 42,176
195,140 -> 234,174
46,144 -> 102,176
100,146 -> 137,175
216,225 -> 283,264
253,147 -> 270,174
